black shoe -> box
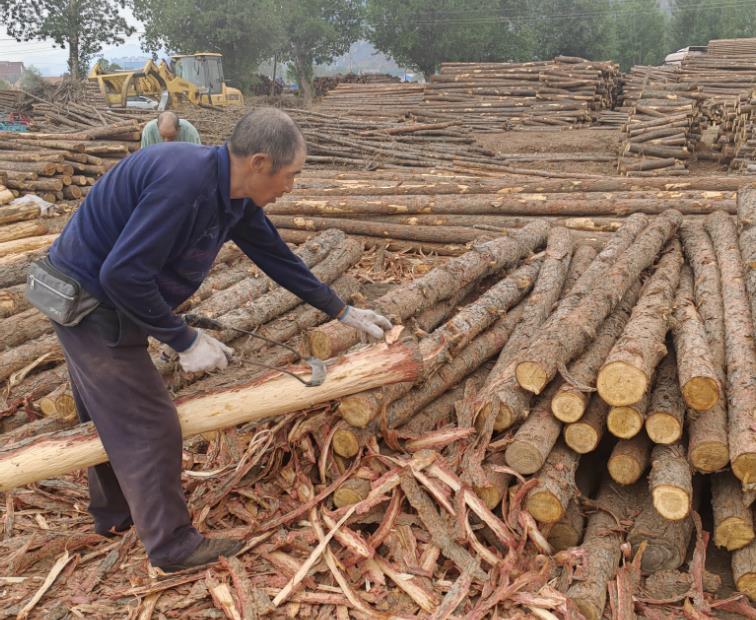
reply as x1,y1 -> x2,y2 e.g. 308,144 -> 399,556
157,538 -> 244,573
96,516 -> 134,538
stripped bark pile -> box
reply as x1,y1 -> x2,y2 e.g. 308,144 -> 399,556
0,120 -> 142,202
420,56 -> 622,131
617,65 -> 701,176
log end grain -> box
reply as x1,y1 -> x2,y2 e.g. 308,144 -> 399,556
733,454 -> 756,486
607,406 -> 644,439
332,428 -> 360,458
597,361 -> 648,406
515,361 -> 548,395
645,413 -> 683,445
474,484 -> 504,511
564,422 -> 599,454
338,394 -> 377,428
688,441 -> 730,473
736,573 -> 756,601
551,389 -> 588,423
547,521 -> 582,551
505,441 -> 546,475
652,484 -> 691,521
525,490 -> 565,524
608,454 -> 645,486
681,377 -> 720,412
308,330 -> 334,360
333,478 -> 371,508
492,403 -> 516,433
715,517 -> 756,551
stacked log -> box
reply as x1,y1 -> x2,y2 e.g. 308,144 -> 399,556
315,81 -> 421,119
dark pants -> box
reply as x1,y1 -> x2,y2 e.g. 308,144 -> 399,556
52,307 -> 202,566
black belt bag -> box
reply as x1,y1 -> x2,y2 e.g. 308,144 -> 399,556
26,257 -> 100,327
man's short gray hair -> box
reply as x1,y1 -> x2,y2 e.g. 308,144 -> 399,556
229,108 -> 306,171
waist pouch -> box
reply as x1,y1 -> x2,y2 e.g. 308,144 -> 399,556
26,257 -> 100,327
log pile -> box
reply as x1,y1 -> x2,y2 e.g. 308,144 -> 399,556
314,73 -> 401,98
421,56 -> 621,131
0,121 -> 142,202
314,82 -> 425,121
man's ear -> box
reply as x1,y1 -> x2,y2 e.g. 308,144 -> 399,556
249,153 -> 272,173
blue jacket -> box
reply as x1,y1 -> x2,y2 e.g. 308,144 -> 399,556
49,143 -> 344,351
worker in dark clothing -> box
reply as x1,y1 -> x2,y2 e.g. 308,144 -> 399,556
30,108 -> 391,572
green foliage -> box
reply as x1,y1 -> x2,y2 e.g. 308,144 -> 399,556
611,0 -> 668,70
530,0 -> 615,60
0,0 -> 134,79
132,0 -> 284,91
670,0 -> 756,48
278,0 -> 363,103
94,58 -> 123,72
18,67 -> 51,97
0,79 -> 10,90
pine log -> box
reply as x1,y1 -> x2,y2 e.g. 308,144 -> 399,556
564,396 -> 608,454
0,220 -> 48,243
546,500 -> 585,551
627,481 -> 694,573
608,432 -> 652,485
597,239 -> 683,406
733,537 -> 756,600
307,221 -> 549,359
649,443 -> 693,520
333,478 -> 372,508
525,440 -> 580,523
705,211 -> 756,485
679,221 -> 729,473
672,266 -> 721,411
0,307 -> 51,349
712,471 -> 755,551
37,383 -> 77,421
607,391 -> 651,439
0,233 -> 58,258
0,333 -> 61,382
516,211 -> 682,396
645,352 -> 685,445
738,187 -> 756,333
0,283 -> 30,319
0,335 -> 423,491
0,203 -> 42,226
551,282 -> 640,423
473,452 -> 510,510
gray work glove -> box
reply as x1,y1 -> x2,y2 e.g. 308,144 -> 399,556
338,305 -> 392,339
178,329 -> 234,373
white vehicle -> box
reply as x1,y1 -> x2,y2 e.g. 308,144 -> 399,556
664,46 -> 708,66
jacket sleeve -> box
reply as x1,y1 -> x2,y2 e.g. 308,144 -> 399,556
229,204 -> 346,317
98,180 -> 197,351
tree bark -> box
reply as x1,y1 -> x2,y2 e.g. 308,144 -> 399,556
733,537 -> 756,600
0,336 -> 423,491
705,211 -> 756,485
737,186 -> 756,333
645,352 -> 685,445
597,239 -> 683,407
0,307 -> 52,349
524,440 -> 580,524
649,443 -> 693,520
0,283 -> 30,319
712,471 -> 755,551
608,432 -> 652,485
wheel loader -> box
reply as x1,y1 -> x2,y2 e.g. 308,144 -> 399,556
88,53 -> 244,108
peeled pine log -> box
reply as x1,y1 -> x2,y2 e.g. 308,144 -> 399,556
645,352 -> 685,445
546,500 -> 585,551
0,220 -> 49,244
712,471 -> 755,551
672,266 -> 721,412
679,221 -> 729,473
0,283 -> 30,319
627,481 -> 694,573
525,440 -> 580,524
607,391 -> 650,439
737,187 -> 756,332
516,211 -> 682,395
551,282 -> 639,423
734,537 -> 756,601
0,184 -> 13,205
0,202 -> 46,226
308,221 -> 549,359
608,432 -> 652,485
565,478 -> 636,620
0,335 -> 423,491
0,233 -> 58,258
649,443 -> 693,521
705,211 -> 756,485
597,240 -> 683,406
472,227 -> 574,432
564,396 -> 608,454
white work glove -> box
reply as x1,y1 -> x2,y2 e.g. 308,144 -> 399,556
338,306 -> 392,339
178,329 -> 234,373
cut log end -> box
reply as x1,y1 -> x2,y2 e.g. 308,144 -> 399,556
551,390 -> 588,423
493,403 -> 516,433
333,478 -> 371,508
505,441 -> 546,475
716,517 -> 756,551
689,442 -> 730,473
474,484 -> 504,511
608,454 -> 645,486
597,361 -> 648,406
338,394 -> 377,428
607,406 -> 644,439
564,423 -> 599,454
547,521 -> 582,551
515,361 -> 548,395
332,428 -> 360,458
681,377 -> 720,412
652,484 -> 691,521
736,574 -> 756,601
526,490 -> 565,524
645,413 -> 683,445
308,331 -> 334,360
733,454 -> 756,486
574,599 -> 600,620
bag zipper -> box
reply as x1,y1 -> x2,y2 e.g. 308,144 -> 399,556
28,274 -> 76,301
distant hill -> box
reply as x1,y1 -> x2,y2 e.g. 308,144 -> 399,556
315,40 -> 415,80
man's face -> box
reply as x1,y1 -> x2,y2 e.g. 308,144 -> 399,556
159,123 -> 178,142
248,150 -> 305,207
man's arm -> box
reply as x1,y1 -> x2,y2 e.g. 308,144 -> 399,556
182,121 -> 202,145
229,205 -> 345,317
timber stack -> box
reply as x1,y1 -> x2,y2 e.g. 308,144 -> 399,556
421,56 -> 621,131
314,81 -> 425,121
0,121 -> 141,202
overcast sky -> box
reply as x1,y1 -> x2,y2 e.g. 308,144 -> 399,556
0,7 -> 147,75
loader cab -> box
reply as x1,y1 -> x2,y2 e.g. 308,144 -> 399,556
172,54 -> 225,95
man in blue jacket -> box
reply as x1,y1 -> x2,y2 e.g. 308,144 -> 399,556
44,108 -> 391,572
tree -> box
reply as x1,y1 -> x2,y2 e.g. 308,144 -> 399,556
278,0 -> 363,104
0,0 -> 134,80
132,0 -> 284,91
17,67 -> 51,98
365,0 -> 536,80
94,58 -> 124,72
611,0 -> 668,70
669,0 -> 727,48
531,0 -> 616,60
